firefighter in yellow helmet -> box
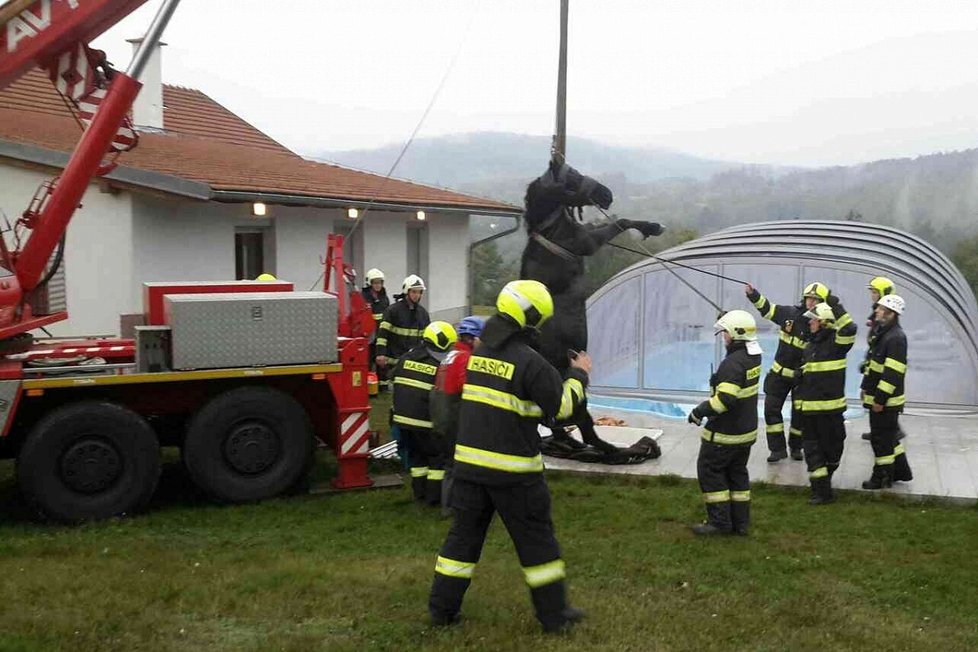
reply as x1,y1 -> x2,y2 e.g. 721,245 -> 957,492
687,310 -> 762,535
391,320 -> 457,504
744,281 -> 830,462
429,280 -> 590,633
860,276 -> 898,441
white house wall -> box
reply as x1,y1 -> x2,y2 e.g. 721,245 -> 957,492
1,162 -> 478,337
426,214 -> 469,322
0,164 -> 135,337
272,205 -> 335,292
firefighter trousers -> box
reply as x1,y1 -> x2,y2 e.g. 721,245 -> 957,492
802,413 -> 846,499
868,410 -> 912,484
401,428 -> 446,505
696,440 -> 752,534
763,373 -> 802,454
429,476 -> 570,630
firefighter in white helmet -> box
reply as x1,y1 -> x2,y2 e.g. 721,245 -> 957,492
361,268 -> 390,372
860,294 -> 912,489
686,310 -> 762,536
375,274 -> 430,369
795,299 -> 857,505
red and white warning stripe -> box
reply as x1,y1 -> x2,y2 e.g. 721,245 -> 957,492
339,411 -> 371,457
47,44 -> 138,152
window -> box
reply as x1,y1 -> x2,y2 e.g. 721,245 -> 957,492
235,230 -> 264,280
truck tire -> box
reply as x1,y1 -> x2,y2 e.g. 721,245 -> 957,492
17,401 -> 161,523
182,386 -> 314,503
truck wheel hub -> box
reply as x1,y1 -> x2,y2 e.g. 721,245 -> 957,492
60,439 -> 122,493
224,422 -> 279,474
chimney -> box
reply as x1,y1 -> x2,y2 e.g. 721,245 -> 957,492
126,38 -> 166,130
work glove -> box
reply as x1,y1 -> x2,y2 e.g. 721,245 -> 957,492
687,408 -> 703,426
618,219 -> 665,237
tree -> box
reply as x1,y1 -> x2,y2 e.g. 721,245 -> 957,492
470,241 -> 517,307
952,234 -> 978,300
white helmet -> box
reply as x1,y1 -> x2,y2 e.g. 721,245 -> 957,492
877,294 -> 905,315
402,274 -> 426,294
714,310 -> 757,341
803,302 -> 835,324
366,268 -> 385,283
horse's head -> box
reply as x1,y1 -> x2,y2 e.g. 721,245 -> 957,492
523,162 -> 613,230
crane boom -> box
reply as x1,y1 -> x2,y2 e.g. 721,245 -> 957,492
0,0 -> 178,342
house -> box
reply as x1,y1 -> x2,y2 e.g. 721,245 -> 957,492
0,41 -> 520,336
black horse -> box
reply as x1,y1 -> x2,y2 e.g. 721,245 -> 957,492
520,160 -> 664,460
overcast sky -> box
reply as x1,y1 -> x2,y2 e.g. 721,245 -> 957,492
93,0 -> 978,167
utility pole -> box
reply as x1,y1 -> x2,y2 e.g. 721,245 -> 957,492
553,0 -> 569,163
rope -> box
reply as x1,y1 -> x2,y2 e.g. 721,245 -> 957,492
593,205 -> 727,313
310,0 -> 483,291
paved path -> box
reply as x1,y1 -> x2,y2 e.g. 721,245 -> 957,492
544,409 -> 978,504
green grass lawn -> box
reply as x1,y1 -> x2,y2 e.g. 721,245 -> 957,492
1,445 -> 977,651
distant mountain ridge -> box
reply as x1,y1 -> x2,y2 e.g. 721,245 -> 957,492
316,132 -> 749,191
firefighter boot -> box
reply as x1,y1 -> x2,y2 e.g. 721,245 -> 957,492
692,502 -> 733,536
534,581 -> 585,634
893,445 -> 913,482
410,470 -> 428,501
862,465 -> 894,490
809,477 -> 834,505
730,501 -> 750,536
766,449 -> 788,463
425,475 -> 443,507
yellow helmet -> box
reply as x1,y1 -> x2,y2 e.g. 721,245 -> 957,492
256,273 -> 277,282
802,282 -> 829,301
713,310 -> 757,341
867,276 -> 895,296
423,321 -> 458,352
496,280 -> 554,329
803,302 -> 835,324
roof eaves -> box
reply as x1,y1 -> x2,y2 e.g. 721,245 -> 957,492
210,189 -> 522,217
0,138 -> 212,200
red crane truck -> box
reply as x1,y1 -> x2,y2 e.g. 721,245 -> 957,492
0,0 -> 377,522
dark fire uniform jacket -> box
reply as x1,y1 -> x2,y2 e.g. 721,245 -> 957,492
391,344 -> 441,431
454,316 -> 588,486
692,341 -> 762,445
376,299 -> 430,365
860,320 -> 907,412
746,288 -> 810,381
361,286 -> 391,327
794,310 -> 858,415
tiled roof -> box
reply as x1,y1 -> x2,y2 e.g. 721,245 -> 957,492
0,68 -> 519,213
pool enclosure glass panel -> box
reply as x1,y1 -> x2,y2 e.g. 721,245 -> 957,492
588,277 -> 640,388
720,263 -> 799,381
642,266 -> 718,391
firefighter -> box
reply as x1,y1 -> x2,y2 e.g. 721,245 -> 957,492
378,275 -> 431,468
744,281 -> 827,462
686,310 -> 762,536
392,320 -> 457,504
860,276 -> 896,441
361,268 -> 390,373
861,294 -> 913,489
376,274 -> 430,370
794,299 -> 857,505
430,315 -> 485,513
428,280 -> 589,633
